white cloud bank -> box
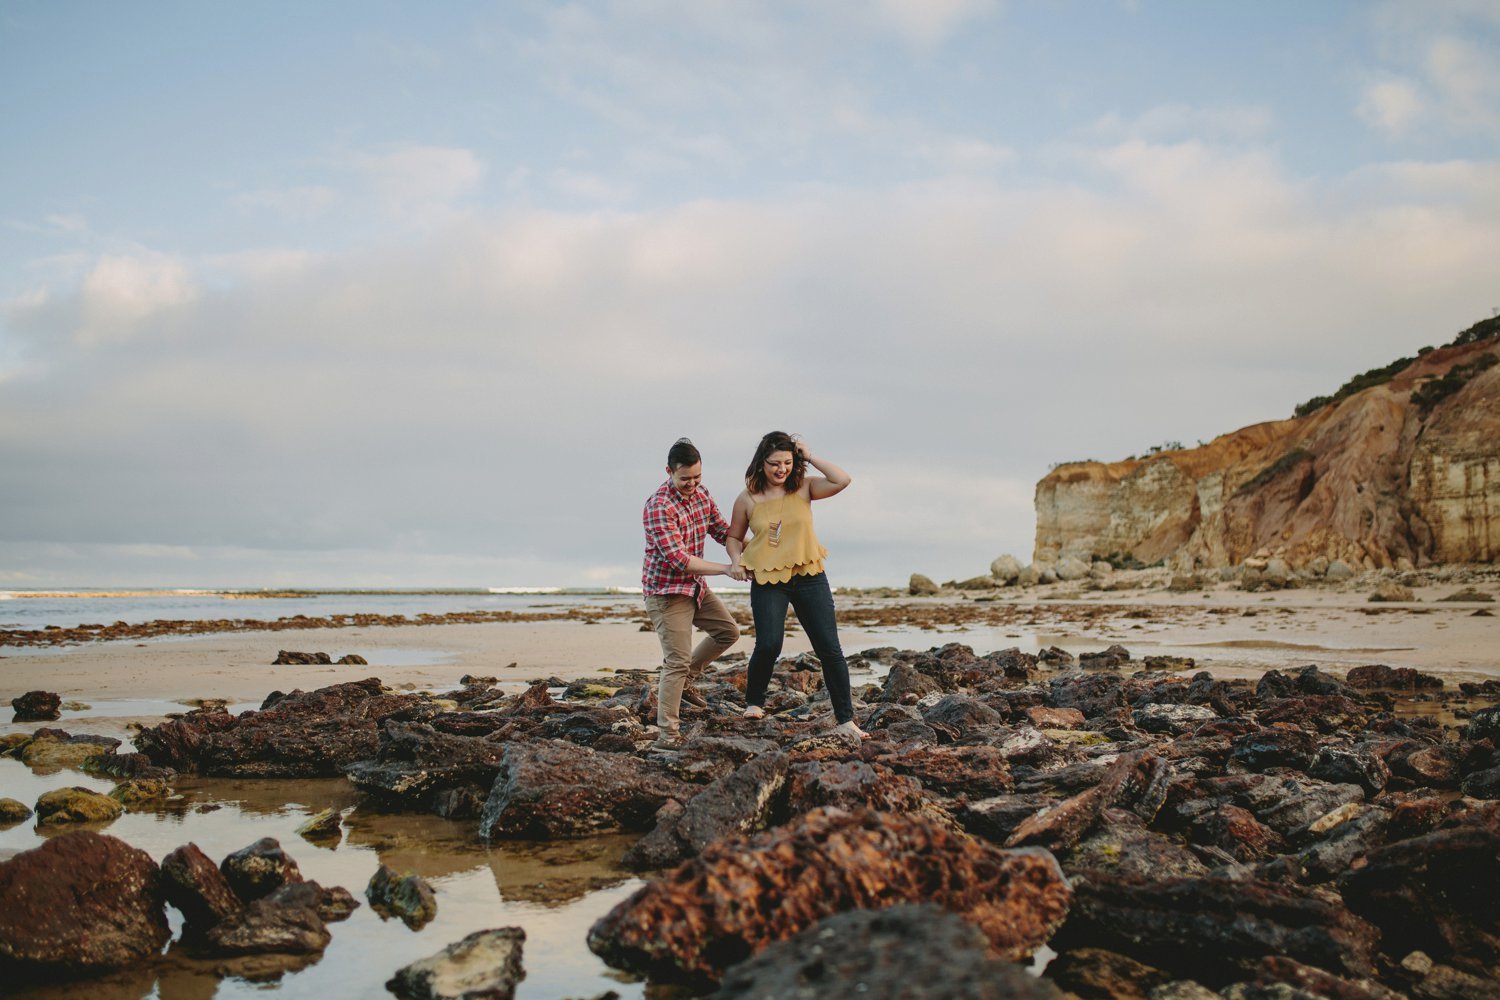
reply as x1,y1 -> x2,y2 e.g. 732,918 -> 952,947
4,131 -> 1499,587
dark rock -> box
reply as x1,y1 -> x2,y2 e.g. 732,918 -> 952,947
1079,644 -> 1131,669
957,792 -> 1059,844
1249,955 -> 1406,1000
387,927 -> 527,1000
336,654 -> 368,665
1229,728 -> 1320,772
1465,706 -> 1500,743
1292,806 -> 1390,884
1045,947 -> 1171,1000
623,752 -> 790,871
1387,743 -> 1462,789
1052,872 -> 1380,983
659,735 -> 780,784
1134,703 -> 1218,735
296,807 -> 343,842
201,890 -> 330,956
161,842 -> 243,930
1006,751 -> 1170,851
1188,804 -> 1286,861
1398,951 -> 1500,999
367,864 -> 438,930
1048,672 -> 1129,718
269,879 -> 359,922
1345,665 -> 1443,690
1064,808 -> 1211,880
136,678 -> 427,777
1310,747 -> 1390,797
221,837 -> 304,902
479,740 -> 694,839
588,807 -> 1072,987
11,690 -> 61,721
1461,765 -> 1500,800
274,650 -> 333,664
879,662 -> 942,703
83,750 -> 174,781
785,759 -> 928,815
1258,696 -> 1369,735
0,831 -> 170,976
710,904 -> 1060,999
1339,803 -> 1500,975
919,694 -> 1005,734
872,742 -> 1014,798
344,721 -> 510,817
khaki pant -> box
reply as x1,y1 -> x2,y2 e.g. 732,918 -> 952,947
645,590 -> 739,732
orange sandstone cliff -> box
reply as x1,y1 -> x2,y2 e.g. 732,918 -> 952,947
1033,334 -> 1500,572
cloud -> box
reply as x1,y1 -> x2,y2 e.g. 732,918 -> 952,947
6,130 -> 1500,585
870,0 -> 1001,47
1361,4 -> 1500,137
1090,103 -> 1277,143
1358,78 -> 1426,135
230,185 -> 339,219
77,252 -> 197,344
350,145 -> 485,218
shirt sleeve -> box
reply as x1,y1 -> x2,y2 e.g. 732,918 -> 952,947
704,494 -> 730,546
644,498 -> 691,569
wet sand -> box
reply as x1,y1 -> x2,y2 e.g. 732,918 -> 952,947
2,584 -> 1495,713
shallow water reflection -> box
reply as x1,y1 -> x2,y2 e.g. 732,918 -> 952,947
0,757 -> 648,999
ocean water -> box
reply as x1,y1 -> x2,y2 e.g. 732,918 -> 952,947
0,589 -> 647,632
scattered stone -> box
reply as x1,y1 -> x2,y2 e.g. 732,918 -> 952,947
1345,664 -> 1443,690
623,752 -> 789,871
274,650 -> 333,664
201,887 -> 331,956
161,842 -> 244,931
220,837 -> 304,902
109,777 -> 172,810
367,864 -> 439,930
34,785 -> 124,826
0,831 -> 170,977
1437,588 -> 1493,602
19,730 -> 121,770
0,797 -> 34,823
297,807 -> 344,842
1368,582 -> 1414,603
337,653 -> 369,665
908,573 -> 939,596
11,690 -> 62,721
990,554 -> 1024,585
387,927 -> 527,1000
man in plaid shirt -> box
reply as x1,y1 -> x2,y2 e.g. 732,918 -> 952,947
642,437 -> 741,744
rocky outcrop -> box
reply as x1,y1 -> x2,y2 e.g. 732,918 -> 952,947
388,928 -> 527,1000
588,807 -> 1071,987
1034,335 -> 1500,569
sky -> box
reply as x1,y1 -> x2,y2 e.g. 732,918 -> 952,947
2,0 -> 1499,590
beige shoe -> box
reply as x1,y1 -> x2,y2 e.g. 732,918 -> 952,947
682,687 -> 708,709
833,720 -> 870,740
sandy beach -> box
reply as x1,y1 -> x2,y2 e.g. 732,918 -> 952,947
3,581 -> 1495,713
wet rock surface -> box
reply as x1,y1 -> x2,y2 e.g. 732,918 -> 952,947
710,904 -> 1060,999
0,831 -> 170,978
588,807 -> 1072,987
11,689 -> 62,721
387,927 -> 527,1000
367,864 -> 439,930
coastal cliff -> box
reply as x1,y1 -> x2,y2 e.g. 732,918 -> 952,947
1034,326 -> 1500,572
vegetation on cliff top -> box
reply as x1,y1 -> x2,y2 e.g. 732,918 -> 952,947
1293,311 -> 1500,418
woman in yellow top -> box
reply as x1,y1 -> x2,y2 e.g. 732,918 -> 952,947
727,431 -> 867,739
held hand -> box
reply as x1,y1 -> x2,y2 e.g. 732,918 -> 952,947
727,561 -> 748,582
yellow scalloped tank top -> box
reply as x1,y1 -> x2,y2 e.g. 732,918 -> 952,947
741,492 -> 827,584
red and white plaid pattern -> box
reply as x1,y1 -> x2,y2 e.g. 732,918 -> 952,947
642,480 -> 729,599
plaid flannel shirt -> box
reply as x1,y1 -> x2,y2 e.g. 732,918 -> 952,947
642,479 -> 730,600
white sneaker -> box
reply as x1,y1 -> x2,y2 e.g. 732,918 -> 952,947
833,720 -> 869,740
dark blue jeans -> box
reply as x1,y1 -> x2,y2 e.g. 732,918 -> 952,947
745,571 -> 854,724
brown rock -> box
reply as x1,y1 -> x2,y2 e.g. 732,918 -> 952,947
0,831 -> 170,976
220,837 -> 304,902
1052,872 -> 1381,983
161,842 -> 243,930
1028,706 -> 1086,729
587,807 -> 1072,987
11,690 -> 61,721
479,740 -> 694,839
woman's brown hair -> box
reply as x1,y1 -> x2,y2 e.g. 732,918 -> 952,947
745,431 -> 805,494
